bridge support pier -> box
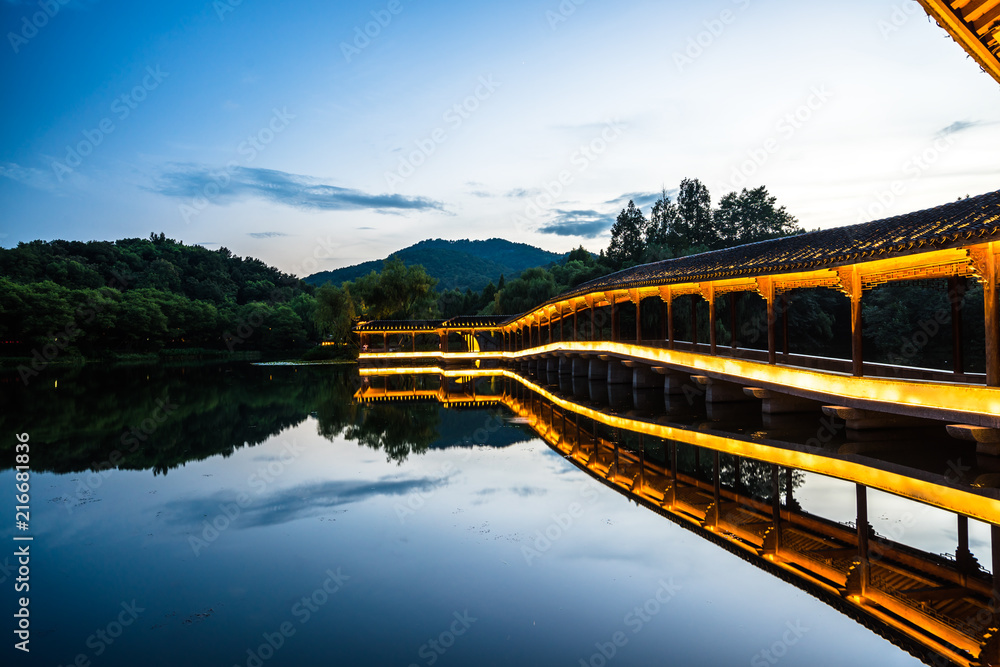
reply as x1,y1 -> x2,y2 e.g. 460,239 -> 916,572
631,364 -> 661,390
691,376 -> 755,403
558,356 -> 572,375
588,359 -> 608,381
822,406 -> 933,431
572,357 -> 589,377
743,388 -> 822,414
607,360 -> 632,385
946,425 -> 1000,456
546,357 -> 559,373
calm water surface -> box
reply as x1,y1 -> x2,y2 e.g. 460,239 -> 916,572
1,362 -> 984,666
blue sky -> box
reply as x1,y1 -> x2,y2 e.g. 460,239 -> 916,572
1,0 -> 998,276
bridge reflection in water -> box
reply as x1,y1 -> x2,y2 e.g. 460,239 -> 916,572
356,367 -> 1000,667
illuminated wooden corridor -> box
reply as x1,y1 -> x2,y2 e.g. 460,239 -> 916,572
354,368 -> 1000,667
358,192 -> 1000,439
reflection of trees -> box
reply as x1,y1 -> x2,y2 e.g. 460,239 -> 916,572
0,363 -> 326,474
339,403 -> 441,464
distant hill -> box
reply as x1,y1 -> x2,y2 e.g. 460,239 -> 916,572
304,238 -> 565,292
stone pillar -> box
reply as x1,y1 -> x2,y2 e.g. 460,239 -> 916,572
607,360 -> 632,385
691,376 -> 754,403
632,364 -> 661,389
588,358 -> 608,381
572,357 -> 589,377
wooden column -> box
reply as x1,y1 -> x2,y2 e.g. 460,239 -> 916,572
857,483 -> 870,595
760,278 -> 776,365
638,434 -> 645,489
771,465 -> 781,526
591,304 -> 596,341
706,285 -> 717,355
572,304 -> 578,342
977,244 -> 1000,386
993,524 -> 1000,602
729,292 -> 738,352
949,276 -> 966,375
635,296 -> 642,342
667,296 -> 674,349
691,294 -> 698,347
846,267 -> 864,377
782,292 -> 790,359
611,298 -> 618,342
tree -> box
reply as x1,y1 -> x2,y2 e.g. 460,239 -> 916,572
315,284 -> 357,343
645,188 -> 678,261
674,178 -> 713,250
351,257 -> 438,320
712,186 -> 802,249
607,200 -> 647,269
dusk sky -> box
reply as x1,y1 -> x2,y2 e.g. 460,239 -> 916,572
2,0 -> 998,277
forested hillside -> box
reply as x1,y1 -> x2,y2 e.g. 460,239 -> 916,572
303,238 -> 565,292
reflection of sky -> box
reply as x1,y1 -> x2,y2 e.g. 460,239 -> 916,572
1,416 -> 933,667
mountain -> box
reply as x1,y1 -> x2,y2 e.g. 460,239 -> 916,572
303,238 -> 565,292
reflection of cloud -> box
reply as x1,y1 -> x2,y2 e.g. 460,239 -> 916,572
161,476 -> 449,528
153,165 -> 446,213
536,209 -> 614,238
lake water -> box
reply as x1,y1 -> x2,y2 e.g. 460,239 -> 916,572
1,362 -> 994,666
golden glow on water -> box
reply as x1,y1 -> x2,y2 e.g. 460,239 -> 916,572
356,366 -> 1000,664
357,366 -> 1000,524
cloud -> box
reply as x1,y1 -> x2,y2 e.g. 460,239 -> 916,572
937,121 -> 980,137
153,165 -> 446,213
604,190 -> 669,210
247,231 -> 288,238
505,187 -> 541,199
0,162 -> 57,191
468,190 -> 492,198
536,209 -> 614,238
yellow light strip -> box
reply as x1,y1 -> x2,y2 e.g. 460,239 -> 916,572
359,366 -> 1000,524
505,341 -> 1000,420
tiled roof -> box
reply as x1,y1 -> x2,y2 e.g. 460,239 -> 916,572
354,316 -> 512,333
523,188 -> 1000,317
